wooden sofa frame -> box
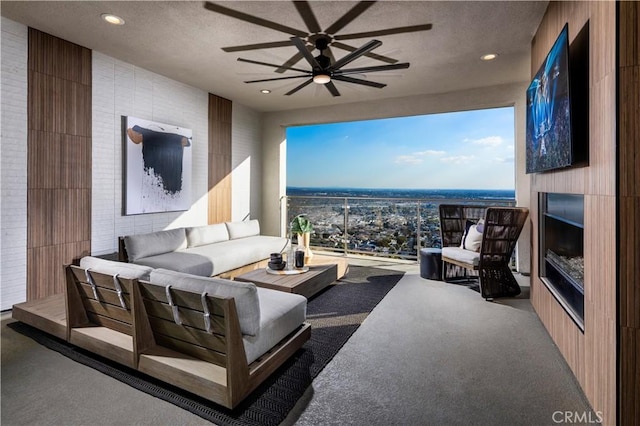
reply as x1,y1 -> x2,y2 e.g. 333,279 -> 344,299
439,204 -> 529,299
64,264 -> 311,409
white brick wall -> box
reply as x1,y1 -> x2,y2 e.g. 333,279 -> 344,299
1,18 -> 28,310
92,52 -> 209,255
232,103 -> 263,222
0,25 -> 264,306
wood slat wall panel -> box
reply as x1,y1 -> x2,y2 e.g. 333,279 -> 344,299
529,2 -> 617,425
207,94 -> 232,224
618,2 -> 640,424
619,0 -> 639,67
27,241 -> 90,300
27,28 -> 91,301
619,66 -> 640,197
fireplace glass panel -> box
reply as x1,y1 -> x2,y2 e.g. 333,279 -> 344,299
539,193 -> 584,331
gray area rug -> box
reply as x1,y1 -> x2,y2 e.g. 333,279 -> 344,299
9,265 -> 404,426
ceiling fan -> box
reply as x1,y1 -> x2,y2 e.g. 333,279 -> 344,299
202,0 -> 432,74
237,36 -> 410,96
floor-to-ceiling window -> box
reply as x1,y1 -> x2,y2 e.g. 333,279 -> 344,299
285,107 -> 515,259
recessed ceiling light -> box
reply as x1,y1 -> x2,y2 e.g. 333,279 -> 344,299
101,13 -> 125,25
480,53 -> 498,61
260,89 -> 271,94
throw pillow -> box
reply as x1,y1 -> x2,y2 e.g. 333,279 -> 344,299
464,221 -> 484,252
186,223 -> 229,247
226,219 -> 260,239
460,220 -> 476,249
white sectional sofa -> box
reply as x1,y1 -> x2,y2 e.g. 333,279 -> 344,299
121,220 -> 288,277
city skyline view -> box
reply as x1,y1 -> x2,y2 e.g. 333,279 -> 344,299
286,107 -> 515,190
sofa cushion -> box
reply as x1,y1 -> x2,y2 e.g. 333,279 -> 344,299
184,235 -> 288,276
226,220 -> 260,240
186,223 -> 229,248
79,256 -> 154,280
124,228 -> 187,262
134,252 -> 213,277
243,287 -> 307,364
149,268 -> 260,336
442,246 -> 480,267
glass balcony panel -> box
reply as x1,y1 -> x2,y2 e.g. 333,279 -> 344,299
285,195 -> 515,261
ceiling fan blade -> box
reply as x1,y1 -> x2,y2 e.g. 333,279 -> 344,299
275,51 -> 306,73
325,1 -> 376,35
332,41 -> 398,64
325,81 -> 341,97
237,58 -> 310,73
331,39 -> 382,70
290,37 -> 321,69
204,2 -> 307,37
285,78 -> 314,95
333,75 -> 386,88
334,62 -> 410,76
294,1 -> 322,33
334,24 -> 433,41
244,75 -> 311,83
325,47 -> 337,66
222,40 -> 294,53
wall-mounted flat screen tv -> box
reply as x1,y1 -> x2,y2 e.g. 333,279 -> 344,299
526,24 -> 572,174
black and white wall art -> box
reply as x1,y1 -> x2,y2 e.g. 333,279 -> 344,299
123,116 -> 192,215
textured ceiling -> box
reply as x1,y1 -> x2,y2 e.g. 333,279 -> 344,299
1,1 -> 548,112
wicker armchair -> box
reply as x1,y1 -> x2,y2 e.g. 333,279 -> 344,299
439,205 -> 529,299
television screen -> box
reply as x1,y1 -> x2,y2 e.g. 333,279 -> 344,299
526,24 -> 572,174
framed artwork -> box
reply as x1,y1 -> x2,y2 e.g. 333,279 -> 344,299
123,116 -> 192,215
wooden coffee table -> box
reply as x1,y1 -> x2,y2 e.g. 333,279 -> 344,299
234,263 -> 338,299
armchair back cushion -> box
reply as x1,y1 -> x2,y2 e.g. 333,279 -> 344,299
149,268 -> 261,336
79,256 -> 154,281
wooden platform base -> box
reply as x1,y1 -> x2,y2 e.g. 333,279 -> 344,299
11,267 -> 312,409
12,294 -> 67,340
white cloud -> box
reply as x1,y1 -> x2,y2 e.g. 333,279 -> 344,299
394,149 -> 445,165
395,155 -> 423,165
440,155 -> 475,164
494,156 -> 515,163
465,136 -> 504,147
412,149 -> 446,156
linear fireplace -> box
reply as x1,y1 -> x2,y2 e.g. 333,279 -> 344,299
539,193 -> 585,330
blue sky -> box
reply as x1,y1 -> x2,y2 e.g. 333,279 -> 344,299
286,107 -> 515,190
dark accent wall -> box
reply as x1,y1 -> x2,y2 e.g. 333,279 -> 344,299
618,2 -> 640,425
27,28 -> 91,299
208,94 -> 232,224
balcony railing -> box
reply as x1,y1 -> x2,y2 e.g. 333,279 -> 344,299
283,195 -> 515,261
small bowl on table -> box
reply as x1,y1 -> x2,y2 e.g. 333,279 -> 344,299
268,261 -> 286,271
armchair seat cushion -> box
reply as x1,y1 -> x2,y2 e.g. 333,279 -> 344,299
243,288 -> 307,364
442,247 -> 480,267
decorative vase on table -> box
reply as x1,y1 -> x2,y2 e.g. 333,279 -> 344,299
297,232 -> 313,263
291,214 -> 314,263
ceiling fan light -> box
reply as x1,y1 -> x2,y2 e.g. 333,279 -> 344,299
313,74 -> 331,84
